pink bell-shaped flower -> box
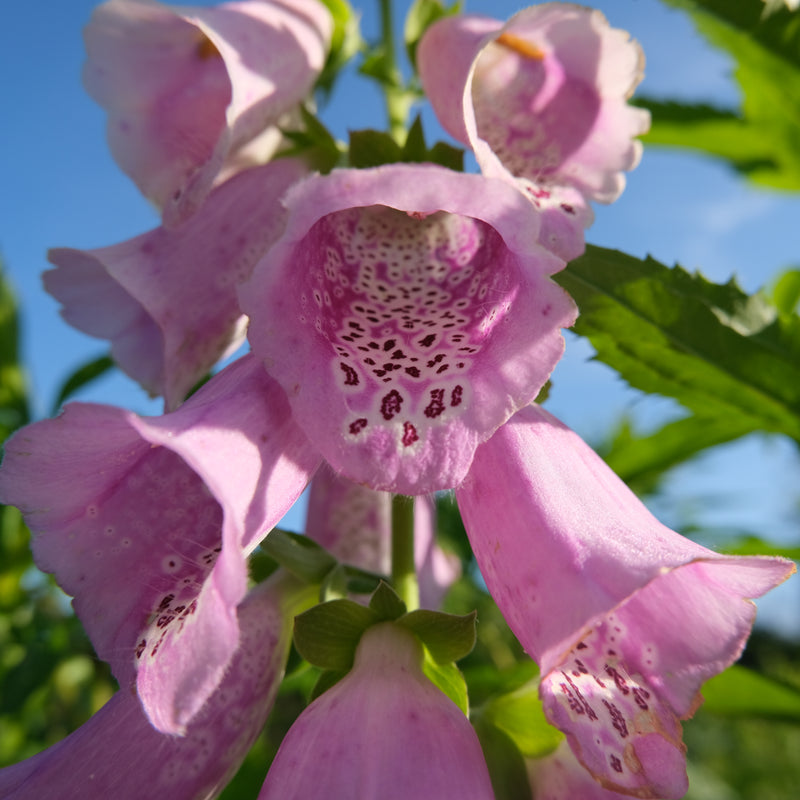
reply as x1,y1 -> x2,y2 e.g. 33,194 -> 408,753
258,622 -> 495,799
83,0 -> 332,225
46,158 -> 308,410
456,405 -> 795,798
0,575 -> 310,800
0,355 -> 320,735
418,4 -> 650,259
240,163 -> 576,494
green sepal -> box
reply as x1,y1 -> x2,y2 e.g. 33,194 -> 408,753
320,562 -> 388,600
310,668 -> 349,702
423,654 -> 469,715
51,354 -> 114,414
259,529 -> 337,584
398,608 -> 477,664
404,0 -> 462,71
348,129 -> 403,168
369,580 -> 407,620
482,682 -> 563,758
293,598 -> 379,671
400,115 -> 427,162
473,717 -> 533,800
278,106 -> 342,173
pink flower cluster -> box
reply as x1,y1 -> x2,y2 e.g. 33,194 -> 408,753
0,2 -> 793,799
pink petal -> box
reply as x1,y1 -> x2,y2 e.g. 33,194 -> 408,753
0,576 -> 300,800
0,355 -> 320,734
83,0 -> 331,224
529,741 -> 637,800
46,158 -> 308,409
240,164 -> 576,494
305,465 -> 459,608
258,622 -> 494,799
456,405 -> 795,798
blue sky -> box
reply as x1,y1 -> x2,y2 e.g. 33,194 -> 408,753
1,0 -> 798,631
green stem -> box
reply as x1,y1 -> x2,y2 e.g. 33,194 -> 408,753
391,494 -> 419,611
378,0 -> 408,143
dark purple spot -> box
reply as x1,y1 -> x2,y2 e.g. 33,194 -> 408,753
603,700 -> 629,738
610,755 -> 623,774
419,334 -> 436,348
158,594 -> 175,611
605,665 -> 629,695
381,390 -> 403,420
136,639 -> 147,659
405,366 -> 421,378
560,203 -> 575,214
349,418 -> 368,435
402,422 -> 419,446
424,389 -> 445,418
436,364 -> 449,374
451,385 -> 463,407
383,339 -> 396,351
633,687 -> 650,710
340,362 -> 359,386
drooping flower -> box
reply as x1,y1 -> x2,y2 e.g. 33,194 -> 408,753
455,404 -> 795,798
418,4 -> 650,259
258,621 -> 495,799
0,355 -> 320,735
305,464 -> 460,608
239,163 -> 577,494
83,0 -> 332,225
46,157 -> 308,410
0,573 -> 311,800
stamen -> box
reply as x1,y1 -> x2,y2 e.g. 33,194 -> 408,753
195,34 -> 222,61
495,32 -> 545,60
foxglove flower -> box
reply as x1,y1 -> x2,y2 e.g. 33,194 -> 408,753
456,405 -> 795,798
305,465 -> 460,608
418,4 -> 650,259
84,0 -> 332,225
0,355 -> 320,734
0,574 -> 310,800
46,158 -> 308,410
240,163 -> 577,494
258,622 -> 495,799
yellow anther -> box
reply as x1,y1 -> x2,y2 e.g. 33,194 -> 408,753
495,32 -> 545,60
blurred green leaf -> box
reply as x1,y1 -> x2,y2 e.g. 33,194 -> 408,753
399,608 -> 477,664
473,718 -> 533,800
557,245 -> 800,442
771,268 -> 800,316
422,657 -> 469,715
404,0 -> 462,70
702,665 -> 800,721
645,0 -> 800,188
0,263 -> 29,440
316,0 -> 364,95
51,354 -> 113,414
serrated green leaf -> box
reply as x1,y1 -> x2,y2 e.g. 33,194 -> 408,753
603,413 -> 755,492
428,140 -> 464,171
556,245 -> 800,442
348,128 -> 403,167
369,581 -> 407,620
51,354 -> 114,413
473,718 -> 533,800
483,682 -> 563,758
646,0 -> 800,189
293,599 -> 379,671
399,608 -> 477,664
422,656 -> 469,715
701,665 -> 800,720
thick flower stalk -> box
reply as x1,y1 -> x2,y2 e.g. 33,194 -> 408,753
418,3 -> 650,259
305,465 -> 460,608
0,355 -> 320,734
456,405 -> 795,798
46,158 -> 308,409
258,622 -> 495,799
0,574 -> 311,800
83,0 -> 332,225
240,163 -> 577,493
